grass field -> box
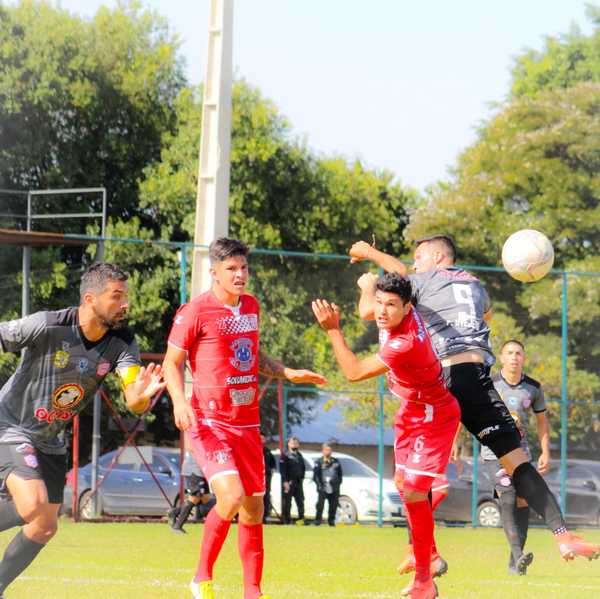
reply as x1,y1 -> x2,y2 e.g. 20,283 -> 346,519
1,519 -> 599,598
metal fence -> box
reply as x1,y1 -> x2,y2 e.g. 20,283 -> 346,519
0,231 -> 599,527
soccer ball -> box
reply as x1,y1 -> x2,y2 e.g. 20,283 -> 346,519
501,229 -> 554,283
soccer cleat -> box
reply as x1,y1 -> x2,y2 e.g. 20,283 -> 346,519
430,554 -> 448,579
409,579 -> 438,599
167,507 -> 178,527
190,579 -> 214,599
557,533 -> 600,561
515,552 -> 534,575
171,526 -> 187,534
397,545 -> 416,575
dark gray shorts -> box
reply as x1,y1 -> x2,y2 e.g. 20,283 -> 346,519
0,443 -> 67,504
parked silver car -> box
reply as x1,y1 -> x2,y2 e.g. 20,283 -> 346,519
63,446 -> 183,519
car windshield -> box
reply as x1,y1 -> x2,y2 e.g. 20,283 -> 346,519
336,456 -> 376,478
98,452 -> 136,471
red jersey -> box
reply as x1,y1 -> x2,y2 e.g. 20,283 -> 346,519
377,308 -> 450,406
167,290 -> 260,427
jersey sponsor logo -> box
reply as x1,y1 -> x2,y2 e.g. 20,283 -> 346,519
477,424 -> 500,439
76,358 -> 89,374
96,362 -> 111,376
51,383 -> 84,410
389,339 -> 404,350
54,350 -> 70,369
230,338 -> 255,372
230,387 -> 256,406
218,314 -> 258,336
174,315 -> 183,325
226,374 -> 257,385
34,406 -> 75,424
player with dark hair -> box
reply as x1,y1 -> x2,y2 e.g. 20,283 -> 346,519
163,237 -> 326,599
349,235 -> 600,568
481,339 -> 550,575
312,272 -> 460,599
0,262 -> 165,597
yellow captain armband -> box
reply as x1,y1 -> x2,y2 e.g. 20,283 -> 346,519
117,365 -> 141,389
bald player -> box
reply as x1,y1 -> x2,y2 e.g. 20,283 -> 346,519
350,235 -> 599,571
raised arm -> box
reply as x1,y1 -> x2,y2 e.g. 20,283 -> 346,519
349,241 -> 408,276
121,363 -> 167,415
311,299 -> 388,383
258,351 -> 327,386
357,273 -> 378,321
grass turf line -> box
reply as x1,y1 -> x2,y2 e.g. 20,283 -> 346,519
0,520 -> 599,598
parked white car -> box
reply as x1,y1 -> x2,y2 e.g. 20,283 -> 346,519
269,449 -> 403,524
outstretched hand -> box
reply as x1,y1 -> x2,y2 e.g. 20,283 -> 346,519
312,299 -> 341,331
284,368 -> 327,386
133,363 -> 167,401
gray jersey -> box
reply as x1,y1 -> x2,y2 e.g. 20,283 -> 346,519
0,307 -> 140,454
181,450 -> 202,477
409,268 -> 493,363
481,372 -> 546,461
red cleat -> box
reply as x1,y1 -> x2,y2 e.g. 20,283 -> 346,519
409,579 -> 438,599
557,533 -> 600,561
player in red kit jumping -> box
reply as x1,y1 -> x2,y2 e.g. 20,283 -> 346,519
312,273 -> 460,599
163,238 -> 326,599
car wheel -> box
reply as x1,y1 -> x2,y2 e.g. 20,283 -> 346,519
336,496 -> 358,525
477,501 -> 501,527
79,490 -> 101,521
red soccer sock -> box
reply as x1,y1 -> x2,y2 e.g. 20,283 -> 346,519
194,508 -> 232,582
238,522 -> 264,599
431,489 -> 447,512
405,500 -> 434,583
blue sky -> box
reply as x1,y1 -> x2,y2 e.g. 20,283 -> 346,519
58,1 -> 593,191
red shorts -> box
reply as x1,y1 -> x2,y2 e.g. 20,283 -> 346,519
394,395 -> 460,494
188,421 -> 265,497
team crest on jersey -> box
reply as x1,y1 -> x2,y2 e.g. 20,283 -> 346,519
230,338 -> 255,372
76,358 -> 89,374
51,383 -> 84,410
54,350 -> 70,369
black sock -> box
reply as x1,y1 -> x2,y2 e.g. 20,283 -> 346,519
174,500 -> 195,529
498,489 -> 522,566
0,502 -> 24,533
512,462 -> 566,533
0,530 -> 45,592
515,505 -> 530,550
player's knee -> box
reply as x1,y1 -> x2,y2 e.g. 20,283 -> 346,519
28,515 -> 58,544
217,490 -> 244,516
15,497 -> 47,523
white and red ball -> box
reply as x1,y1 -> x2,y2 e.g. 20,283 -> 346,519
502,229 -> 554,283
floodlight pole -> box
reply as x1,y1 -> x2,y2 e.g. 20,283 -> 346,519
191,0 -> 234,298
21,192 -> 32,317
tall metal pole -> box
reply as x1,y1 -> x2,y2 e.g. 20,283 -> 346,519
377,376 -> 385,528
560,272 -> 569,512
90,392 -> 101,518
21,192 -> 31,317
191,0 -> 234,298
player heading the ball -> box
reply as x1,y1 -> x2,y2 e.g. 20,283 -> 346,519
312,273 -> 460,599
163,237 -> 326,599
0,263 -> 166,597
349,234 -> 600,569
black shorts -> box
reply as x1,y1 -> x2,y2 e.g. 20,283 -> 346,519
185,473 -> 209,497
443,362 -> 521,459
0,443 -> 67,504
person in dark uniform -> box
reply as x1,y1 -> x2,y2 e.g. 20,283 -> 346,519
0,263 -> 166,597
168,451 -> 215,534
261,433 -> 276,523
280,436 -> 305,524
313,443 -> 343,526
